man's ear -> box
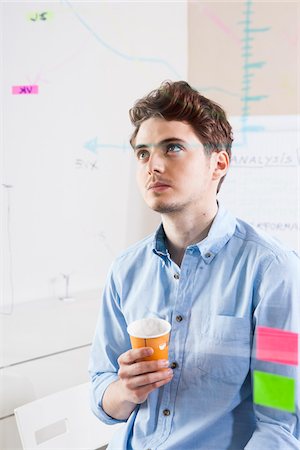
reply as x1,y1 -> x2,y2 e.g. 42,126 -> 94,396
211,151 -> 230,181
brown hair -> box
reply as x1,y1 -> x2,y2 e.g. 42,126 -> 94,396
129,80 -> 233,192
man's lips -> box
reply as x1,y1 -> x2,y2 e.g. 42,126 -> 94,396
148,182 -> 171,190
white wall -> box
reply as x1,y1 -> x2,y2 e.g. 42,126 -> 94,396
1,1 -> 188,310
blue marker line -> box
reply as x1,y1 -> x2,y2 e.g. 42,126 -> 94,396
97,144 -> 131,150
84,138 -> 99,153
241,36 -> 254,42
239,0 -> 270,140
242,52 -> 253,58
240,125 -> 265,132
63,0 -> 242,100
244,61 -> 266,69
242,95 -> 268,101
84,137 -> 132,154
196,86 -> 240,98
242,9 -> 253,15
248,27 -> 271,33
61,0 -> 182,79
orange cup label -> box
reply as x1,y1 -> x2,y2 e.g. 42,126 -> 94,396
130,332 -> 170,361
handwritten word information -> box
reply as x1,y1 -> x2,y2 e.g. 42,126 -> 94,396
28,12 -> 53,22
12,85 -> 39,95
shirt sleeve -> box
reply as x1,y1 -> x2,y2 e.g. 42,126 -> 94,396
88,261 -> 134,425
245,250 -> 300,449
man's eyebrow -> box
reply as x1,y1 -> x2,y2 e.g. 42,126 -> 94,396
133,138 -> 187,151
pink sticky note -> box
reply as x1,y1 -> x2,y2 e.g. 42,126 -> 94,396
257,326 -> 298,366
12,85 -> 39,95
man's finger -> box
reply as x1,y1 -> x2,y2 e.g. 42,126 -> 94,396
118,347 -> 153,365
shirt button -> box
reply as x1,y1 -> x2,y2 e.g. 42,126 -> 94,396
170,362 -> 178,369
176,315 -> 183,322
204,252 -> 212,258
173,273 -> 180,280
163,409 -> 170,416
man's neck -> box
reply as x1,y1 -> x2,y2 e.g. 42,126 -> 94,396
162,202 -> 218,267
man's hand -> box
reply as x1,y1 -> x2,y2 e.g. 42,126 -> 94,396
117,347 -> 174,404
102,346 -> 173,420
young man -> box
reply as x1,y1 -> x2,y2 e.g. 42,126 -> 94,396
89,81 -> 300,449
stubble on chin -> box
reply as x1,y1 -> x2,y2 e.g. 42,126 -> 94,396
147,199 -> 185,214
144,189 -> 186,214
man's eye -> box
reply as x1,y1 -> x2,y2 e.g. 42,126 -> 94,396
137,150 -> 149,160
166,143 -> 183,153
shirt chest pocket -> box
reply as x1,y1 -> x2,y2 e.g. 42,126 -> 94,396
196,316 -> 252,384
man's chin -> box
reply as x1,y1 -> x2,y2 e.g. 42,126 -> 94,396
147,201 -> 182,214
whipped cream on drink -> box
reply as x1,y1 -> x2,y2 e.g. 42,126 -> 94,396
128,318 -> 170,338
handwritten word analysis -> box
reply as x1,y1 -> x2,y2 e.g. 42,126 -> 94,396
231,153 -> 296,168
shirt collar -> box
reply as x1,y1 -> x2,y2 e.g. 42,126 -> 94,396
152,204 -> 237,264
195,204 -> 237,263
153,223 -> 169,258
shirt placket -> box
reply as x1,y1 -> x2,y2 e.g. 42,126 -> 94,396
149,247 -> 198,448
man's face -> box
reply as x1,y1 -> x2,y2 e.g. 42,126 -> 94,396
133,117 -> 221,214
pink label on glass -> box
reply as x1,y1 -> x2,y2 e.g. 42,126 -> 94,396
257,326 -> 298,366
12,85 -> 39,95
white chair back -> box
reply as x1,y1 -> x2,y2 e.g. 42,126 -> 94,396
14,382 -> 123,450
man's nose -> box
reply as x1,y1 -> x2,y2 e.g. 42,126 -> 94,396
147,149 -> 165,174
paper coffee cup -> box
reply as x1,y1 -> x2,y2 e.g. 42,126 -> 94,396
127,317 -> 171,361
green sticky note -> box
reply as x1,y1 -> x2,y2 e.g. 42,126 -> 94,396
27,11 -> 54,21
254,370 -> 295,413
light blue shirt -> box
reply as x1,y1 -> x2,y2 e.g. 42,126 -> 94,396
89,204 -> 300,449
